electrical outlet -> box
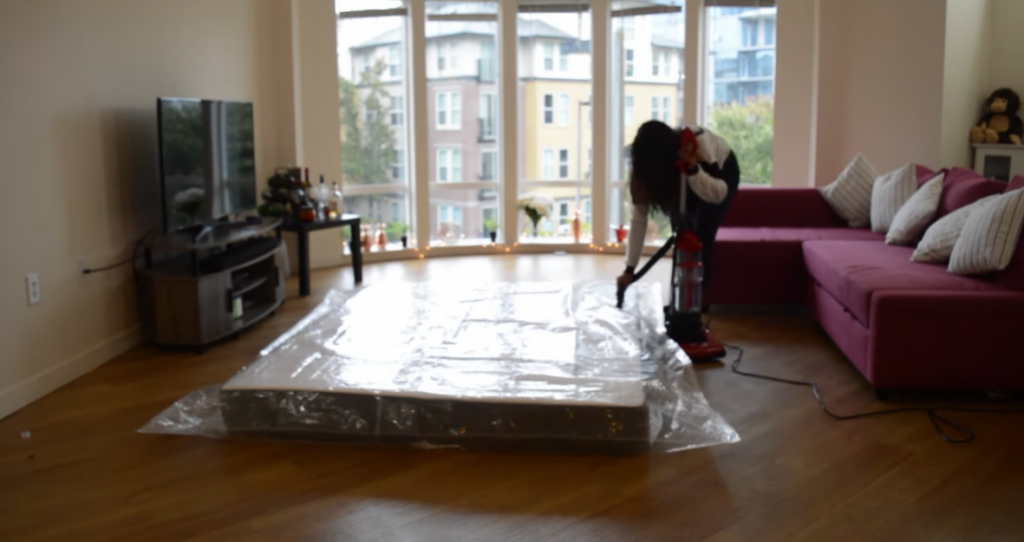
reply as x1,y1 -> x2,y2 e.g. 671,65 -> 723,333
26,274 -> 40,305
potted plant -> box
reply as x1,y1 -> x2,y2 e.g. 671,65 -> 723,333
516,193 -> 554,237
387,222 -> 409,248
484,218 -> 498,242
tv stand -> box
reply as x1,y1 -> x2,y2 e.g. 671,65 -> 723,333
137,218 -> 286,349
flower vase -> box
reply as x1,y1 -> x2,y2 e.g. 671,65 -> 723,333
531,219 -> 540,238
571,211 -> 581,243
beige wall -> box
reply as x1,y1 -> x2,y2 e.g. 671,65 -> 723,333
772,0 -> 818,187
813,0 -> 947,185
989,1 -> 1024,94
941,0 -> 992,169
0,0 -> 289,419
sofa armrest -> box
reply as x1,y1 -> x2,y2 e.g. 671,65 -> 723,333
867,290 -> 1024,390
722,187 -> 847,228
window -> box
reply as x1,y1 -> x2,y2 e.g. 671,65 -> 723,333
558,202 -> 569,225
437,42 -> 446,71
587,148 -> 592,179
438,205 -> 463,227
583,198 -> 591,225
481,149 -> 497,181
437,148 -> 462,182
742,20 -> 758,47
625,49 -> 634,77
662,97 -> 671,123
706,5 -> 777,185
391,96 -> 404,125
623,17 -> 634,41
392,149 -> 405,181
651,96 -> 659,121
449,42 -> 459,70
543,94 -> 554,125
391,201 -> 400,221
653,50 -> 660,76
388,45 -> 400,77
480,92 -> 497,139
625,95 -> 634,125
558,94 -> 570,126
544,42 -> 555,71
436,91 -> 461,129
543,149 -> 555,180
559,49 -> 568,71
559,149 -> 569,179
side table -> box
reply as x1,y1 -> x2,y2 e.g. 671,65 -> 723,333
277,214 -> 362,296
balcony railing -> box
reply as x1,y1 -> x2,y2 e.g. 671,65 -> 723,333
478,118 -> 496,142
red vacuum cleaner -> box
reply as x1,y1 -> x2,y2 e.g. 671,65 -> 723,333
616,129 -> 726,362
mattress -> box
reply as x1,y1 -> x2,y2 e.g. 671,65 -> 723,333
208,281 -> 737,454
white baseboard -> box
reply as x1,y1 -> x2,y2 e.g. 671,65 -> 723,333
0,326 -> 142,420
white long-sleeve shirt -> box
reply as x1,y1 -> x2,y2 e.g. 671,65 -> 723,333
625,127 -> 731,269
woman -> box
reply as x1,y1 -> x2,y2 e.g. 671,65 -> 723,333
617,120 -> 741,307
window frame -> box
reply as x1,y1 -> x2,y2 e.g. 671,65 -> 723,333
557,93 -> 570,126
543,93 -> 554,125
435,90 -> 461,130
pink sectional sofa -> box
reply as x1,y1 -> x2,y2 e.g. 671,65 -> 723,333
709,171 -> 1024,395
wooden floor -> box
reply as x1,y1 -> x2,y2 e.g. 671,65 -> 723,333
2,254 -> 1023,542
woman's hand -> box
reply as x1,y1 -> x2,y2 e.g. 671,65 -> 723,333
616,271 -> 634,293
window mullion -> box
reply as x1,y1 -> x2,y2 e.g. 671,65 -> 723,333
500,0 -> 518,245
409,0 -> 430,249
592,0 -> 609,245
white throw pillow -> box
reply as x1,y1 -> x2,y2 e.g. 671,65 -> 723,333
818,154 -> 878,228
871,163 -> 918,234
912,194 -> 998,263
948,188 -> 1024,274
886,172 -> 945,246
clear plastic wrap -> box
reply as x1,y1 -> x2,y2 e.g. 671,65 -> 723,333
140,281 -> 739,454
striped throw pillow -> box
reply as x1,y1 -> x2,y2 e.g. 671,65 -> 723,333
819,154 -> 878,228
948,188 -> 1024,274
911,194 -> 998,263
871,163 -> 918,234
887,172 -> 945,246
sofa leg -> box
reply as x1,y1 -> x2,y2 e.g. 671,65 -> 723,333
874,388 -> 891,401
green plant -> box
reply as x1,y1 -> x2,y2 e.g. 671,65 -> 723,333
708,96 -> 774,185
339,60 -> 397,216
386,221 -> 408,241
484,218 -> 498,233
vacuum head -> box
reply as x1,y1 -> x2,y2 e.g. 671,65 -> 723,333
665,309 -> 725,362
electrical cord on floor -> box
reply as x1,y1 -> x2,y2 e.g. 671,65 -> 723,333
725,344 -> 1024,444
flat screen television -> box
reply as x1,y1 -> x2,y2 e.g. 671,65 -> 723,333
157,97 -> 257,233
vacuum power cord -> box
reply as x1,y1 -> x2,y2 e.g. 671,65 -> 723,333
726,344 -> 1024,443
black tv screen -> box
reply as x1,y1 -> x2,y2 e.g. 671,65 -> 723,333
157,98 -> 257,231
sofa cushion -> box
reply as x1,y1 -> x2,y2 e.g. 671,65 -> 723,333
911,194 -> 999,263
722,188 -> 846,228
819,154 -> 878,228
916,164 -> 937,186
938,167 -> 1007,218
950,188 -> 1024,276
1008,176 -> 1024,193
871,163 -> 918,234
708,228 -> 883,306
887,172 -> 945,246
803,241 -> 1005,327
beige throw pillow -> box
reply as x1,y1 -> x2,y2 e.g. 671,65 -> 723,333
887,172 -> 944,246
818,154 -> 878,228
912,194 -> 998,263
871,163 -> 918,234
948,188 -> 1024,274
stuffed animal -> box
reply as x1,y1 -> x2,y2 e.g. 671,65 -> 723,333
970,88 -> 1023,145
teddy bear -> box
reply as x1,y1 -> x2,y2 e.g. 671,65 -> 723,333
970,88 -> 1024,145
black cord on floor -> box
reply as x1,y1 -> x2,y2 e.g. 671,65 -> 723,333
725,344 -> 1024,443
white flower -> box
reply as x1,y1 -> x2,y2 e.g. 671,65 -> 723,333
173,188 -> 205,206
517,193 -> 555,218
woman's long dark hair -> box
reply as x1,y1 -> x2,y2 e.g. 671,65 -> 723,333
630,120 -> 681,217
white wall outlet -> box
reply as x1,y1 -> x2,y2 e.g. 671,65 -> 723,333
26,273 -> 40,305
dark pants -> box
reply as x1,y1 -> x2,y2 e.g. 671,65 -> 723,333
688,152 -> 741,305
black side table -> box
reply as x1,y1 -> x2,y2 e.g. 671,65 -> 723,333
277,214 -> 362,296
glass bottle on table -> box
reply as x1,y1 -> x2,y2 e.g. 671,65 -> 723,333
330,182 -> 343,219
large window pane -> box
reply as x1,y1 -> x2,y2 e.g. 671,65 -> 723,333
705,5 -> 776,185
337,2 -> 412,247
518,187 -> 593,242
426,1 -> 501,246
519,4 -> 592,243
610,1 -> 685,240
431,187 -> 501,245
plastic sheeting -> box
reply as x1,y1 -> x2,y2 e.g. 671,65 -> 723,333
141,281 -> 739,454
